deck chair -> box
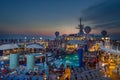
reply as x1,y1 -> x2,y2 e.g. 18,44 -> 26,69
77,74 -> 83,80
85,72 -> 92,80
32,76 -> 38,80
81,74 -> 88,80
96,70 -> 103,77
78,68 -> 82,72
92,71 -> 100,78
81,67 -> 85,72
100,77 -> 112,80
70,73 -> 75,80
89,72 -> 96,79
84,66 -> 89,71
38,76 -> 44,80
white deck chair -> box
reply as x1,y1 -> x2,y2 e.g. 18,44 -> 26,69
71,73 -> 75,80
92,71 -> 100,78
85,73 -> 92,80
96,70 -> 103,77
100,77 -> 112,80
84,66 -> 89,71
81,67 -> 85,72
19,75 -> 25,80
77,74 -> 83,80
38,76 -> 44,80
78,68 -> 82,72
31,76 -> 35,80
81,74 -> 88,80
89,72 -> 96,79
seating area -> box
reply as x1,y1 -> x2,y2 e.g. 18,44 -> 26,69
1,66 -> 45,80
2,75 -> 44,80
71,69 -> 112,80
1,64 -> 112,80
58,66 -> 111,80
0,52 -> 112,80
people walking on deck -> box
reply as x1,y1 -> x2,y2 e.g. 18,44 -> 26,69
64,65 -> 71,80
60,65 -> 71,80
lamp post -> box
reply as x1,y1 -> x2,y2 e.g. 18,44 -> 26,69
44,74 -> 47,80
31,37 -> 35,43
45,52 -> 49,79
24,36 -> 27,48
116,44 -> 119,70
24,37 -> 27,53
117,44 -> 119,53
40,37 -> 42,40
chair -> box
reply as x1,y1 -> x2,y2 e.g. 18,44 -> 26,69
81,74 -> 88,80
19,75 -> 25,80
81,67 -> 85,72
38,76 -> 44,80
70,74 -> 75,80
77,74 -> 82,80
85,73 -> 92,80
8,75 -> 15,80
32,76 -> 38,80
92,71 -> 100,78
96,71 -> 102,78
84,66 -> 89,71
14,76 -> 19,80
89,72 -> 96,79
100,77 -> 112,80
3,75 -> 9,80
77,68 -> 82,72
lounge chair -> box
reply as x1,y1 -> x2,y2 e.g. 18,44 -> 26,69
85,73 -> 93,80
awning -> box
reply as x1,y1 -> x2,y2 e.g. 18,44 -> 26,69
100,47 -> 120,54
0,44 -> 19,50
26,43 -> 44,49
67,40 -> 87,45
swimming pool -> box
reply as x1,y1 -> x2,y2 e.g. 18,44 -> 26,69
53,54 -> 79,68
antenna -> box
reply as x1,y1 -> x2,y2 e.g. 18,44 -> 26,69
80,18 -> 81,26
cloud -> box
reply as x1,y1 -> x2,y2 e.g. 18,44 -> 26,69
81,0 -> 120,33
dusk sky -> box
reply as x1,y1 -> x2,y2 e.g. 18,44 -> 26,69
0,0 -> 120,38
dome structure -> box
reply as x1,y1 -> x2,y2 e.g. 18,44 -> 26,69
55,31 -> 60,38
84,26 -> 91,34
101,30 -> 107,37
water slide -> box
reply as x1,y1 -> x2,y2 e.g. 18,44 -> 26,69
60,73 -> 69,80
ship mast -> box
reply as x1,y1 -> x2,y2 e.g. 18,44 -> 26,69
76,18 -> 84,35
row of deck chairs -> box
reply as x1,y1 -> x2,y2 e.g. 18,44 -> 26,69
71,69 -> 111,80
2,75 -> 44,80
72,66 -> 91,73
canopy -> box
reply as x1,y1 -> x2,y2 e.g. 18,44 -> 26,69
100,47 -> 120,54
67,40 -> 87,45
0,44 -> 19,50
26,43 -> 44,49
33,53 -> 45,57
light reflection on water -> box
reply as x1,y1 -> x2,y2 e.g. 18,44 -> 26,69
53,54 -> 79,68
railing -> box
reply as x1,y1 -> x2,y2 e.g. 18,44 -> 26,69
100,45 -> 120,54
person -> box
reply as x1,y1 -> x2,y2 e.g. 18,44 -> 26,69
71,66 -> 74,73
64,65 -> 71,80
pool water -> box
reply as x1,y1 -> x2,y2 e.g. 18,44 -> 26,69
63,54 -> 79,66
53,54 -> 79,68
